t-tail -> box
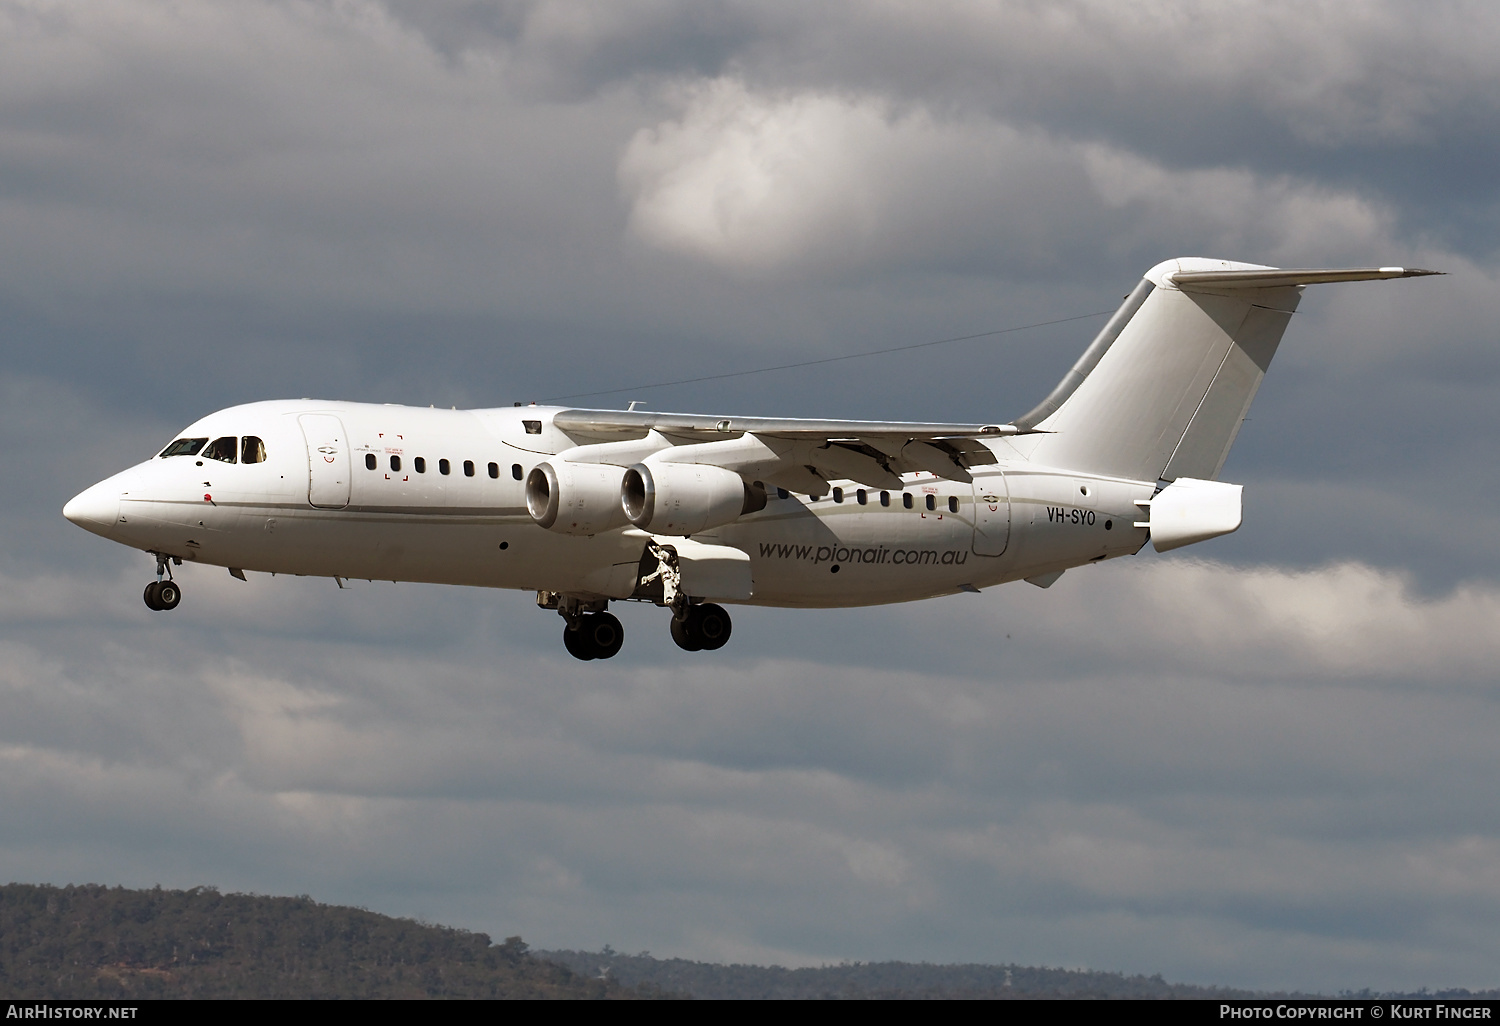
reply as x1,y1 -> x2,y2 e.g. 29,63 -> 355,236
1015,258 -> 1440,485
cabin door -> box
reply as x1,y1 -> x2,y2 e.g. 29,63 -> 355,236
972,474 -> 1010,557
299,414 -> 351,509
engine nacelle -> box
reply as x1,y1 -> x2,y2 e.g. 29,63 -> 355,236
622,462 -> 764,536
525,461 -> 630,536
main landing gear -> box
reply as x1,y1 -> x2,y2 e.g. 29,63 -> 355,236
539,592 -> 626,662
669,603 -> 732,652
538,589 -> 736,661
638,539 -> 732,653
563,611 -> 625,661
143,553 -> 182,612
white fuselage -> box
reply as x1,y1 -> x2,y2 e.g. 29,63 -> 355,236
66,399 -> 1154,608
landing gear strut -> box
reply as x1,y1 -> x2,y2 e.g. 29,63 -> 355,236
539,591 -> 625,661
670,603 -> 732,652
143,553 -> 182,611
637,541 -> 734,653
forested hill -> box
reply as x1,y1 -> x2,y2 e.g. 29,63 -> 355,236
539,948 -> 1254,999
0,884 -> 654,999
9,884 -> 1492,1000
538,950 -> 1500,1000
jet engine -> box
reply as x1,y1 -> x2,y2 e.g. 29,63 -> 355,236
622,462 -> 765,536
525,461 -> 630,535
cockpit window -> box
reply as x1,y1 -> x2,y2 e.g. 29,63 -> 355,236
159,437 -> 208,458
241,436 -> 267,464
203,436 -> 238,463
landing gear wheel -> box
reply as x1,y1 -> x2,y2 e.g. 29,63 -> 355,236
669,613 -> 702,652
669,604 -> 733,653
563,623 -> 596,661
695,603 -> 732,651
582,612 -> 624,660
156,580 -> 181,610
144,581 -> 163,611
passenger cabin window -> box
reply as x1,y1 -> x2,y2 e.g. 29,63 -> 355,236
365,453 -> 377,470
488,462 -> 499,479
903,493 -> 913,509
880,491 -> 890,507
777,487 -> 790,500
523,420 -> 542,435
948,495 -> 959,513
390,455 -> 401,472
464,460 -> 475,477
857,489 -> 867,505
204,437 -> 237,463
511,464 -> 523,481
926,494 -> 936,511
159,437 -> 208,458
832,487 -> 843,503
439,459 -> 450,475
414,457 -> 426,474
241,436 -> 267,464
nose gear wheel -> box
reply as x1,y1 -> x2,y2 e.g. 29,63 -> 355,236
143,553 -> 182,611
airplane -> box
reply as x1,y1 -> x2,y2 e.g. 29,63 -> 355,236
63,258 -> 1437,660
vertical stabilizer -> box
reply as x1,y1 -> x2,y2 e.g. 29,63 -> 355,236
1017,260 -> 1437,483
1020,258 -> 1299,483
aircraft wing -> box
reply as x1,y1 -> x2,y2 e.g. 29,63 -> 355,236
552,409 -> 1013,440
551,408 -> 1013,488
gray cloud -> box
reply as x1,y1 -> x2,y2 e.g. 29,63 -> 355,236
5,558 -> 1500,990
380,1 -> 1500,253
616,77 -> 1409,278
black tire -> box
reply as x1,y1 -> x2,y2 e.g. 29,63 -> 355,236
156,580 -> 181,610
143,581 -> 163,611
585,612 -> 624,660
563,623 -> 596,661
669,613 -> 702,652
695,603 -> 732,650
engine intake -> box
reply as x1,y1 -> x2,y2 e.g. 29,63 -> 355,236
622,462 -> 764,536
525,461 -> 630,535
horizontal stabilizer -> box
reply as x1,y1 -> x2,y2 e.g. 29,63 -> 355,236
1169,267 -> 1442,289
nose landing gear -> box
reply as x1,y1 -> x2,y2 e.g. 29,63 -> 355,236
670,603 -> 732,652
143,579 -> 181,611
143,553 -> 182,611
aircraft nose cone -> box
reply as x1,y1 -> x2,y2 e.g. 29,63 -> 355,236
63,481 -> 120,537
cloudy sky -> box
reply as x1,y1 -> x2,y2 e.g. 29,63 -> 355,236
4,0 -> 1500,992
